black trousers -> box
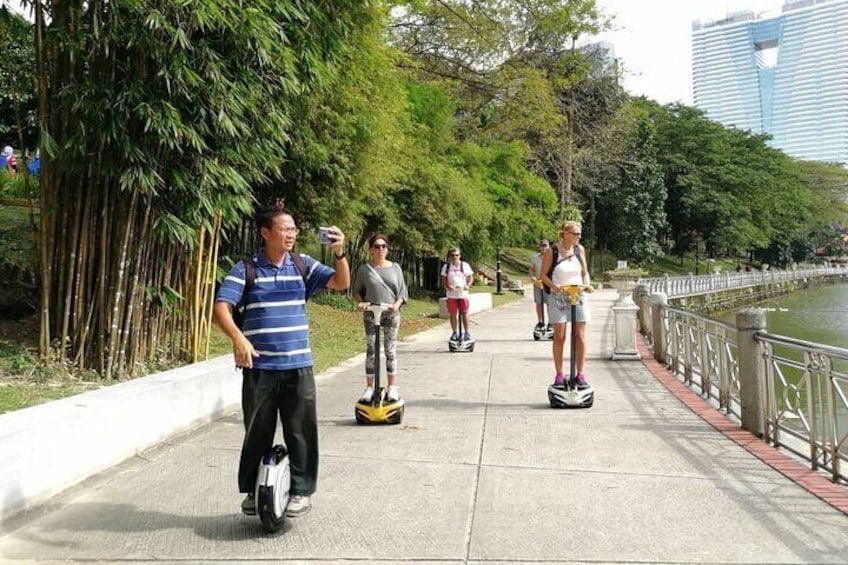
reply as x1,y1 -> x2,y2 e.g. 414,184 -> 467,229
238,367 -> 318,497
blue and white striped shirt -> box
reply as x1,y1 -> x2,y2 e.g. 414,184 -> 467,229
215,251 -> 334,370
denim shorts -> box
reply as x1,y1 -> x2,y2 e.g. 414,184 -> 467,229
546,292 -> 589,324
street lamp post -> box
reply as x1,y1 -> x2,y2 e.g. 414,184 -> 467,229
496,248 -> 503,295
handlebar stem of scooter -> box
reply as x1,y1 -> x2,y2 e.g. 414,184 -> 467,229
358,302 -> 393,315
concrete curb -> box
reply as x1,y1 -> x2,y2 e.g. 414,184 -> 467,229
0,356 -> 241,520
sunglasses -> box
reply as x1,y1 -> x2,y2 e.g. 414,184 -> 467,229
564,231 -> 582,236
372,243 -> 389,249
450,253 -> 460,257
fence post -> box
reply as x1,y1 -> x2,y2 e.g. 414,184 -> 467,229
612,288 -> 641,361
632,284 -> 649,333
737,308 -> 767,437
650,292 -> 668,364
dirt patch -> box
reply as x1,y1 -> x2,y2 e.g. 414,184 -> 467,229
0,312 -> 38,349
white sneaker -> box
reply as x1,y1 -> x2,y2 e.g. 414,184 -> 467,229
359,386 -> 374,402
386,386 -> 400,401
285,495 -> 311,518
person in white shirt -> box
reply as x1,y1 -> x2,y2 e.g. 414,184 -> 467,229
440,247 -> 474,341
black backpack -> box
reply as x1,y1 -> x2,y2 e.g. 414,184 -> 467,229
543,244 -> 583,294
233,252 -> 308,329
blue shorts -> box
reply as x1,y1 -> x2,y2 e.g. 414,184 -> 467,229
546,292 -> 589,324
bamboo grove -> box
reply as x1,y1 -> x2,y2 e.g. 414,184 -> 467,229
31,0 -> 371,378
8,0 -> 846,379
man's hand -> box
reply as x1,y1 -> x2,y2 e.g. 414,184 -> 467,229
326,226 -> 345,256
234,334 -> 259,369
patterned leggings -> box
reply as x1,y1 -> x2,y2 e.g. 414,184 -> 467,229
363,311 -> 399,376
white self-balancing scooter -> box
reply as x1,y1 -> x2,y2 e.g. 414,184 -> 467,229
355,303 -> 405,425
448,293 -> 475,353
547,284 -> 594,408
255,444 -> 291,533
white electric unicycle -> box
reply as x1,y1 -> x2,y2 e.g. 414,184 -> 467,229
255,444 -> 291,533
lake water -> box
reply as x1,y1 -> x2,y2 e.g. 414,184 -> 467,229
718,283 -> 848,349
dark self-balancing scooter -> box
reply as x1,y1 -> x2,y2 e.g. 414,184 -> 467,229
448,291 -> 475,352
533,280 -> 554,341
547,284 -> 594,408
254,444 -> 291,533
355,302 -> 405,425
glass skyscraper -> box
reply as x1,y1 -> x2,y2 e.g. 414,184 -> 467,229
691,0 -> 848,165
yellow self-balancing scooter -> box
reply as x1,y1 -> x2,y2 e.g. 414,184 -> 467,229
355,302 -> 405,425
547,284 -> 594,408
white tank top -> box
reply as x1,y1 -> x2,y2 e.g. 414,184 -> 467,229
551,248 -> 583,287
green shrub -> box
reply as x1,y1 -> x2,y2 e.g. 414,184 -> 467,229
0,174 -> 39,199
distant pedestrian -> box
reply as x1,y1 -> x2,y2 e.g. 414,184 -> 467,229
27,151 -> 40,176
440,247 -> 474,341
529,238 -> 551,330
0,146 -> 17,175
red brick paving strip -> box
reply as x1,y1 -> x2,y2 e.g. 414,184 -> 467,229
636,335 -> 848,516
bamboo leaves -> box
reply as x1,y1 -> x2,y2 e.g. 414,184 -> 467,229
35,0 -> 368,377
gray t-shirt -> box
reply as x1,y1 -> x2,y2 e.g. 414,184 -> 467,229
353,262 -> 409,306
530,252 -> 543,278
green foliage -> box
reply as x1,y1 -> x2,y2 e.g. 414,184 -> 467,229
596,111 -> 665,262
0,172 -> 38,199
35,0 -> 375,377
635,98 -> 848,262
558,204 -> 583,224
13,0 -> 844,384
0,8 -> 37,149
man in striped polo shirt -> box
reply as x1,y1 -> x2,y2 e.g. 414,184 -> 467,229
214,203 -> 349,518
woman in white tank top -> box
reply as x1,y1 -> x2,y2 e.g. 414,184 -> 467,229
540,220 -> 592,388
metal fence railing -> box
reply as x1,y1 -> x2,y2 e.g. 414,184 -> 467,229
637,275 -> 848,484
760,333 -> 848,483
639,267 -> 848,299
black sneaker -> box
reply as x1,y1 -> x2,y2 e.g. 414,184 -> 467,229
535,323 -> 544,331
241,493 -> 256,516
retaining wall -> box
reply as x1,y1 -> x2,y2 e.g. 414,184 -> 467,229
0,356 -> 240,521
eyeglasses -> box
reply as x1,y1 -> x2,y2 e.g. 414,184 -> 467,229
372,243 -> 389,249
281,227 -> 299,235
450,253 -> 460,257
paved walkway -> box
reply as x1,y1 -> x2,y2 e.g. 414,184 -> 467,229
2,290 -> 847,564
